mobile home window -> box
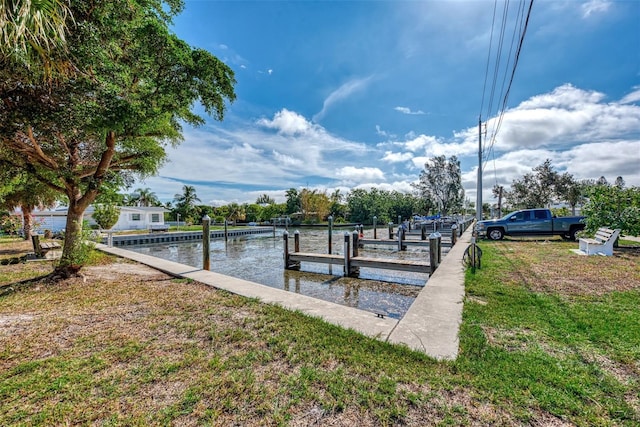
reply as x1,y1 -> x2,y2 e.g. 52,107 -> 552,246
131,213 -> 141,221
151,213 -> 161,223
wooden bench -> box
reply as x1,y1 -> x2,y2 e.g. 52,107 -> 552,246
31,234 -> 62,257
149,224 -> 170,233
578,227 -> 620,256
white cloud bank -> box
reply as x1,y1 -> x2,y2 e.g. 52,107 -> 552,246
140,84 -> 639,206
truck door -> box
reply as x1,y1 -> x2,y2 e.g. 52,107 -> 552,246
506,210 -> 531,235
531,209 -> 553,235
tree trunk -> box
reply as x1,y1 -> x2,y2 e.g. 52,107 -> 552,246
55,199 -> 89,278
21,205 -> 34,240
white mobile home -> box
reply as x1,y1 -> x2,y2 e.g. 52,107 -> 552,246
32,206 -> 168,232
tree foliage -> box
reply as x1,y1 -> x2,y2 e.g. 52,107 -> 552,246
0,0 -> 236,275
299,189 -> 330,223
504,159 -> 583,210
173,185 -> 201,224
92,204 -> 120,230
413,155 -> 463,215
346,188 -> 421,225
285,188 -> 300,215
130,187 -> 160,207
0,0 -> 72,74
581,181 -> 640,236
0,167 -> 59,239
255,194 -> 275,205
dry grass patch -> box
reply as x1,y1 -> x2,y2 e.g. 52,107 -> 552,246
493,239 -> 640,296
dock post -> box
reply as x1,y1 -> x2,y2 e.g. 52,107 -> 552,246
202,215 -> 211,271
328,215 -> 333,254
350,230 -> 360,277
352,230 -> 359,257
294,230 -> 300,252
451,224 -> 458,245
388,222 -> 394,239
435,232 -> 442,265
224,219 -> 228,242
397,226 -> 404,251
283,231 -> 289,268
343,232 -> 351,276
429,233 -> 439,274
373,216 -> 377,239
421,224 -> 426,240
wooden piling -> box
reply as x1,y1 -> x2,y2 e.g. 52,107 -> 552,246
343,232 -> 351,276
429,233 -> 439,275
202,215 -> 211,270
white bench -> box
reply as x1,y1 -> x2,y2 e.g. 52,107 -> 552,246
578,227 -> 620,256
149,224 -> 170,232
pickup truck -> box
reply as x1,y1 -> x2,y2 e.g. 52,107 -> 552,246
475,208 -> 585,241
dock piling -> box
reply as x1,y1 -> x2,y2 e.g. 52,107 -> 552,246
202,215 -> 211,270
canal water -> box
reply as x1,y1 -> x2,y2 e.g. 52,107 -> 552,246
129,228 -> 443,319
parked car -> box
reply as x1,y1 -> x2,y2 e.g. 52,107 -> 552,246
475,208 -> 585,241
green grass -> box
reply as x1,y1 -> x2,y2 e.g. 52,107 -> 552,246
460,241 -> 639,424
0,240 -> 638,425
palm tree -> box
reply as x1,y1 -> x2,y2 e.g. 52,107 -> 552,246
0,0 -> 72,68
226,202 -> 245,223
174,185 -> 201,223
131,187 -> 159,207
255,194 -> 275,205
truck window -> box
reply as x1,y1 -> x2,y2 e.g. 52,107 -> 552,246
533,210 -> 548,220
512,211 -> 529,221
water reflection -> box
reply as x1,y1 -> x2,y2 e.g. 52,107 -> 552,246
130,228 -> 443,319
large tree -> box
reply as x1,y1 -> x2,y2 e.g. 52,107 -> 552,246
413,155 -> 464,216
0,0 -> 236,276
506,159 -> 571,209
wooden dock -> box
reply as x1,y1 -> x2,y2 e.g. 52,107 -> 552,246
288,252 -> 431,274
358,238 -> 452,248
283,229 -> 443,278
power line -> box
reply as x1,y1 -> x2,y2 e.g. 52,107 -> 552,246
476,0 -> 534,217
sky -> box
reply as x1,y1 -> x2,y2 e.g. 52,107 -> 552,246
134,0 -> 640,208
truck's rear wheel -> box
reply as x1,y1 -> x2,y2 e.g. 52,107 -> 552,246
488,228 -> 504,240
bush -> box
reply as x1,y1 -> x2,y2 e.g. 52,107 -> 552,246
92,204 -> 120,230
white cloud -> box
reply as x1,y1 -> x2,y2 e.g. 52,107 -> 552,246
395,106 -> 426,115
382,151 -> 413,163
478,84 -> 640,151
376,125 -> 389,137
620,87 -> 640,105
581,0 -> 611,18
335,166 -> 385,185
313,76 -> 375,122
257,108 -> 312,135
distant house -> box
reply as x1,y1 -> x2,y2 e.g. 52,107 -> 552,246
32,206 -> 168,232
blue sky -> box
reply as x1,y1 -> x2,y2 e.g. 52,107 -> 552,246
136,0 -> 640,207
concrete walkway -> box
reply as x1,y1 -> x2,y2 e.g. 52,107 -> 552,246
96,226 -> 471,360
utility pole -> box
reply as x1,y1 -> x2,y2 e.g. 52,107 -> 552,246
477,116 -> 483,222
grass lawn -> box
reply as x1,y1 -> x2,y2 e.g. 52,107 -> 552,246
0,236 -> 638,426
